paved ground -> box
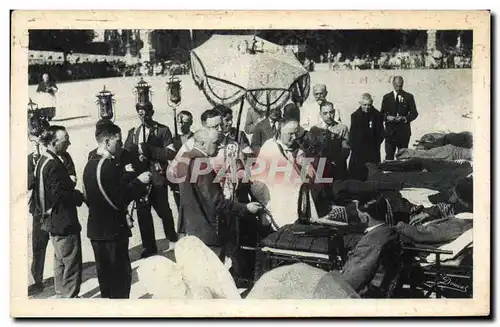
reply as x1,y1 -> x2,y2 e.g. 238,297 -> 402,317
24,69 -> 473,299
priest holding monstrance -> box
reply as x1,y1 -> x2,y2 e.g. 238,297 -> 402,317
124,78 -> 180,257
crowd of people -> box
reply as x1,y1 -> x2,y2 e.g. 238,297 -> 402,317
28,61 -> 124,85
27,73 -> 474,299
28,60 -> 191,85
314,49 -> 472,71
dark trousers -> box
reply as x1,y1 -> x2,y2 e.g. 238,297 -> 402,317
51,233 -> 82,298
171,186 -> 182,233
137,186 -> 178,253
91,238 -> 132,299
385,133 -> 411,160
31,214 -> 49,285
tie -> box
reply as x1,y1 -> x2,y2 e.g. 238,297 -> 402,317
271,120 -> 277,135
395,92 -> 402,116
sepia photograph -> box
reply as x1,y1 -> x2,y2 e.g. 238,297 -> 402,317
10,10 -> 490,317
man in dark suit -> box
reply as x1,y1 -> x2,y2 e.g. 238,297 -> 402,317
84,123 -> 151,298
380,76 -> 419,160
348,93 -> 385,181
33,125 -> 85,298
124,102 -> 180,257
176,128 -> 263,257
250,106 -> 281,155
339,193 -> 400,298
28,142 -> 77,294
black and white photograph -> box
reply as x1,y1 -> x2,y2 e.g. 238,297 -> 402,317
10,10 -> 490,317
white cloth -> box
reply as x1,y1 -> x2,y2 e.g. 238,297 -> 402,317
250,138 -> 312,228
137,236 -> 240,299
364,222 -> 385,234
400,188 -> 440,208
175,236 -> 240,299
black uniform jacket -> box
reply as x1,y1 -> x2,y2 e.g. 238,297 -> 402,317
29,151 -> 76,215
84,150 -> 144,240
33,150 -> 83,235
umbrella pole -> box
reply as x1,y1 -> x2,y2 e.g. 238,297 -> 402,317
266,91 -> 271,117
235,97 -> 245,143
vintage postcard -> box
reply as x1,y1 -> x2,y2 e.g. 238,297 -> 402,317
10,10 -> 490,317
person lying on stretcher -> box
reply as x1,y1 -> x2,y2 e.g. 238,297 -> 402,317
395,175 -> 473,245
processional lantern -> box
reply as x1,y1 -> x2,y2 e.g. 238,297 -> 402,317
28,98 -> 50,138
166,74 -> 182,137
134,77 -> 153,111
96,85 -> 116,120
166,74 -> 182,107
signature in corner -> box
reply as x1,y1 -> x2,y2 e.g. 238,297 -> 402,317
436,276 -> 469,293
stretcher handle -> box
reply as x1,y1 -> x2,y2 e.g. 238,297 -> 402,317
402,245 -> 453,255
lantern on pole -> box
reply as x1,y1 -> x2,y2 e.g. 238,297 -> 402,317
166,74 -> 182,106
134,77 -> 153,111
166,74 -> 182,137
27,98 -> 50,160
96,85 -> 116,120
133,78 -> 155,206
28,98 -> 50,138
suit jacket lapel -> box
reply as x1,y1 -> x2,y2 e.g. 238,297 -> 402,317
149,122 -> 159,141
390,93 -> 398,111
134,126 -> 141,144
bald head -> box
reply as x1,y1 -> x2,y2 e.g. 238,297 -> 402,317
194,128 -> 220,157
313,84 -> 328,105
313,84 -> 327,93
392,76 -> 404,92
279,119 -> 300,149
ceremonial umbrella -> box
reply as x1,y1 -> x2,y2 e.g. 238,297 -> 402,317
190,34 -> 310,132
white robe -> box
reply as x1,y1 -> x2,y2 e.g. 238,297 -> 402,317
250,138 -> 315,228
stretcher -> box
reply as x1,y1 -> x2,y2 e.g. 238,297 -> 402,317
253,223 -> 350,281
253,222 -> 473,299
399,229 -> 473,298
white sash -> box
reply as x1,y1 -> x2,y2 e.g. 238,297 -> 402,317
97,157 -> 120,211
36,154 -> 53,216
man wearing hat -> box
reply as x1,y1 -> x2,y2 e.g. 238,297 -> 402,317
124,101 -> 180,257
380,76 -> 419,160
